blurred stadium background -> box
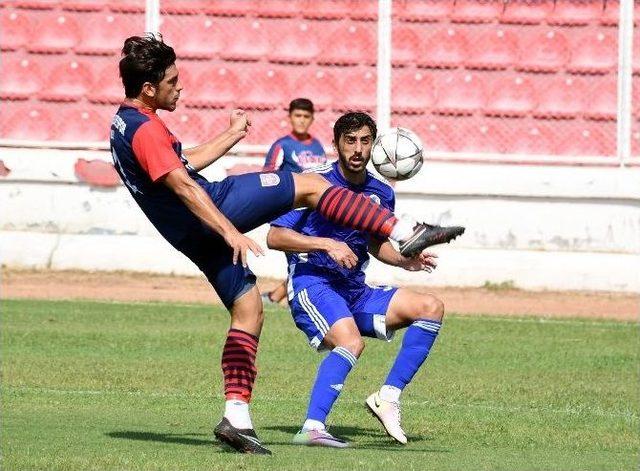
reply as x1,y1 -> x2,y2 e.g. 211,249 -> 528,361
1,0 -> 639,292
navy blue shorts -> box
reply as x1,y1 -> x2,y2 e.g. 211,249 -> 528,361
177,171 -> 295,309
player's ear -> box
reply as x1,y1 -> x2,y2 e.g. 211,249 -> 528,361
141,82 -> 156,98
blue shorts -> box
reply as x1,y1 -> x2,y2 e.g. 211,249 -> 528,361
177,171 -> 295,309
290,281 -> 399,350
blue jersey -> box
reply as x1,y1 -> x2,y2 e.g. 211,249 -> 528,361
110,103 -> 210,247
271,161 -> 395,292
263,134 -> 326,173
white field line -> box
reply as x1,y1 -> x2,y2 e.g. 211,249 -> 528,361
5,386 -> 637,421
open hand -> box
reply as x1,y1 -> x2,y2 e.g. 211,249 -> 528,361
325,239 -> 358,270
224,230 -> 264,267
399,250 -> 438,272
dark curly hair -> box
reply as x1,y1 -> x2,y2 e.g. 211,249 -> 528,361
119,34 -> 176,98
333,112 -> 377,145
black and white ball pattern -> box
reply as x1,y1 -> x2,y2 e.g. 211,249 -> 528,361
371,127 -> 424,181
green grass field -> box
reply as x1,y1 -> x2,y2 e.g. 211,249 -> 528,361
2,298 -> 638,470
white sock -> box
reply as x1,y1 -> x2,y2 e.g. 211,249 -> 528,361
380,385 -> 402,403
302,419 -> 326,432
224,399 -> 253,429
389,217 -> 414,242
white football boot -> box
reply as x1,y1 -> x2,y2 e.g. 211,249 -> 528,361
366,391 -> 407,444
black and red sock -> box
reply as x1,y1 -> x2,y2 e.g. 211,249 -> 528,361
317,186 -> 397,238
221,328 -> 258,402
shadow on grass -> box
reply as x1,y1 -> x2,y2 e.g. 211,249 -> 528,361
106,431 -> 214,447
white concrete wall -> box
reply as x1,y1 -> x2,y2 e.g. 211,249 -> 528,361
1,147 -> 639,292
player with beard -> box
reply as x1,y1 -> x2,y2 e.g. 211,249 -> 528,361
267,112 -> 455,447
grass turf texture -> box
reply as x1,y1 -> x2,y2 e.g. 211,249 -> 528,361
2,299 -> 638,470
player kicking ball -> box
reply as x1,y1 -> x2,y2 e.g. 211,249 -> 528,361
111,35 -> 463,455
267,112 -> 461,447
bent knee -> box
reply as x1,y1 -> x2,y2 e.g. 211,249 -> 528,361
421,294 -> 445,322
338,337 -> 365,358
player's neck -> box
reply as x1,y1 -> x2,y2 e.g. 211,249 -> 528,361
291,131 -> 311,142
124,97 -> 156,113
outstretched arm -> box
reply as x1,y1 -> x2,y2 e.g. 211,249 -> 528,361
182,109 -> 250,171
368,238 -> 438,272
162,167 -> 263,266
267,225 -> 358,270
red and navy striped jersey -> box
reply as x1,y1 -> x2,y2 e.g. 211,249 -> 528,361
263,133 -> 326,173
110,103 -> 209,247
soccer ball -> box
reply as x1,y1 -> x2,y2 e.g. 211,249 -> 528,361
371,127 -> 424,180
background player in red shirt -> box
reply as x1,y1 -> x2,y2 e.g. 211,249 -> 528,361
110,34 -> 464,455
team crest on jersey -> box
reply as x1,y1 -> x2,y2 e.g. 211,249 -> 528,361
260,173 -> 280,187
369,194 -> 381,205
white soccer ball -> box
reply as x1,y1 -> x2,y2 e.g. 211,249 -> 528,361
371,127 -> 424,181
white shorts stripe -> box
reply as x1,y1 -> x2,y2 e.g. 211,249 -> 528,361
298,289 -> 330,335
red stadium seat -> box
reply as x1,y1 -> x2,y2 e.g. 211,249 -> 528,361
392,24 -> 420,67
433,73 -> 487,115
632,124 -> 640,157
533,76 -> 588,119
292,69 -> 340,112
74,158 -> 120,187
237,67 -> 290,110
392,70 -> 435,114
500,0 -> 553,24
601,0 -> 618,25
161,1 -> 210,14
161,15 -> 225,59
303,0 -> 352,19
1,10 -> 31,50
567,31 -> 617,74
13,0 -> 56,9
88,61 -> 123,104
451,0 -> 504,23
391,116 -> 456,152
398,0 -> 454,22
317,23 -> 375,66
269,22 -> 321,64
466,29 -> 518,70
486,76 -> 536,117
633,75 -> 640,118
504,122 -> 557,155
61,0 -> 104,11
455,119 -> 507,153
243,111 -> 290,145
556,122 -> 615,156
2,105 -> 53,141
256,0 -> 303,18
417,27 -> 468,69
28,13 -> 80,54
583,76 -> 616,121
0,55 -> 43,100
219,19 -> 270,61
334,68 -> 376,112
309,112 -> 336,145
350,0 -> 378,21
162,109 -> 208,145
547,0 -> 604,25
185,66 -> 241,109
77,12 -> 143,55
108,1 -> 145,13
633,33 -> 640,74
39,59 -> 93,102
516,30 -> 569,73
203,0 -> 258,16
55,107 -> 111,142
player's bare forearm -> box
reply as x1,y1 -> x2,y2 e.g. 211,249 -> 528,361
182,128 -> 246,171
162,167 -> 237,238
368,238 -> 404,267
266,226 -> 332,253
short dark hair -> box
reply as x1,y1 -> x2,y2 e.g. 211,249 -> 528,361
289,98 -> 314,114
119,34 -> 176,98
333,112 -> 377,145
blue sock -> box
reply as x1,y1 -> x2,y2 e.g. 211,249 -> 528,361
305,346 -> 357,425
384,319 -> 441,391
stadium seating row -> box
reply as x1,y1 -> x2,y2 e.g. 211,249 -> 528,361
0,99 -> 616,156
2,8 -> 628,75
0,0 -> 629,26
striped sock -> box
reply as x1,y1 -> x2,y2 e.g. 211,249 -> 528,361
383,319 -> 441,391
221,328 -> 259,403
316,186 -> 397,239
305,346 -> 357,426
